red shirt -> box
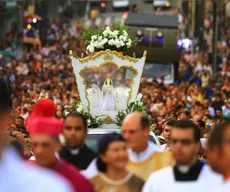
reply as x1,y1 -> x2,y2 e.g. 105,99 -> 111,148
54,159 -> 94,192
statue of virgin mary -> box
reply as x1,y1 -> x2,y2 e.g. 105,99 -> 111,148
101,74 -> 116,111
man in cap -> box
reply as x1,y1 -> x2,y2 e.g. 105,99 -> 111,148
0,78 -> 72,192
143,120 -> 221,191
27,99 -> 94,192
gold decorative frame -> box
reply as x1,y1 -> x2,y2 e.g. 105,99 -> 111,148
71,49 -> 147,121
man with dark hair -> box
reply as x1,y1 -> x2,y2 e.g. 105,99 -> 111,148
144,120 -> 221,191
0,78 -> 72,192
159,120 -> 177,150
121,112 -> 174,181
208,121 -> 230,188
59,112 -> 96,170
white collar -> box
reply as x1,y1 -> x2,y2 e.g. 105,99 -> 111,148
177,165 -> 190,173
69,148 -> 80,155
128,142 -> 162,162
98,172 -> 133,186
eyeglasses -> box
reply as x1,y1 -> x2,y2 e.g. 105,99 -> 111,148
169,138 -> 196,146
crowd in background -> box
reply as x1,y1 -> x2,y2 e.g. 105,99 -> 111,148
0,4 -> 229,161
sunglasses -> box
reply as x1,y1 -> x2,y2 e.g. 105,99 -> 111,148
169,138 -> 196,146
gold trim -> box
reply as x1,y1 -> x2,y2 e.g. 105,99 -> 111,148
103,53 -> 113,61
143,50 -> 147,59
128,151 -> 174,166
71,50 -> 147,122
103,116 -> 115,123
78,49 -> 139,63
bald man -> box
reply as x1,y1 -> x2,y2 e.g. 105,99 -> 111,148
122,113 -> 174,181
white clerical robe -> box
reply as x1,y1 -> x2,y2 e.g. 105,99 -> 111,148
128,142 -> 163,162
221,182 -> 230,192
211,180 -> 230,192
0,148 -> 72,192
143,164 -> 222,192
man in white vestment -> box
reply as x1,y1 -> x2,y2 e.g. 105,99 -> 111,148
122,113 -> 174,181
143,120 -> 222,192
0,78 -> 72,192
208,121 -> 230,191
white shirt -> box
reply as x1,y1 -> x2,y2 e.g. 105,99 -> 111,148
143,164 -> 222,192
0,148 -> 73,192
81,158 -> 98,179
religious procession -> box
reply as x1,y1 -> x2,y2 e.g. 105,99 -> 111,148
0,0 -> 230,191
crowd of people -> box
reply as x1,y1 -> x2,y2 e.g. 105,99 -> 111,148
1,82 -> 230,191
0,2 -> 229,191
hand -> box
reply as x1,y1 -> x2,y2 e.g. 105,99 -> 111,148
13,131 -> 25,141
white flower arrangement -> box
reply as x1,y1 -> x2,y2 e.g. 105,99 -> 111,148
72,101 -> 105,128
115,93 -> 147,126
81,22 -> 139,53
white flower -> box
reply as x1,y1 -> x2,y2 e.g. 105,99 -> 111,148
137,93 -> 143,100
106,26 -> 110,30
123,30 -> 128,37
87,119 -> 91,124
126,39 -> 132,48
126,43 -> 131,48
86,45 -> 95,53
102,38 -> 108,44
77,104 -> 83,113
119,35 -> 126,41
98,36 -> 103,41
119,40 -> 125,47
103,28 -> 112,37
138,101 -> 143,107
108,39 -> 115,46
113,30 -> 119,37
97,42 -> 104,49
91,35 -> 97,41
103,31 -> 109,37
115,39 -> 121,48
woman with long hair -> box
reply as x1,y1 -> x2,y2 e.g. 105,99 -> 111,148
90,132 -> 144,192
